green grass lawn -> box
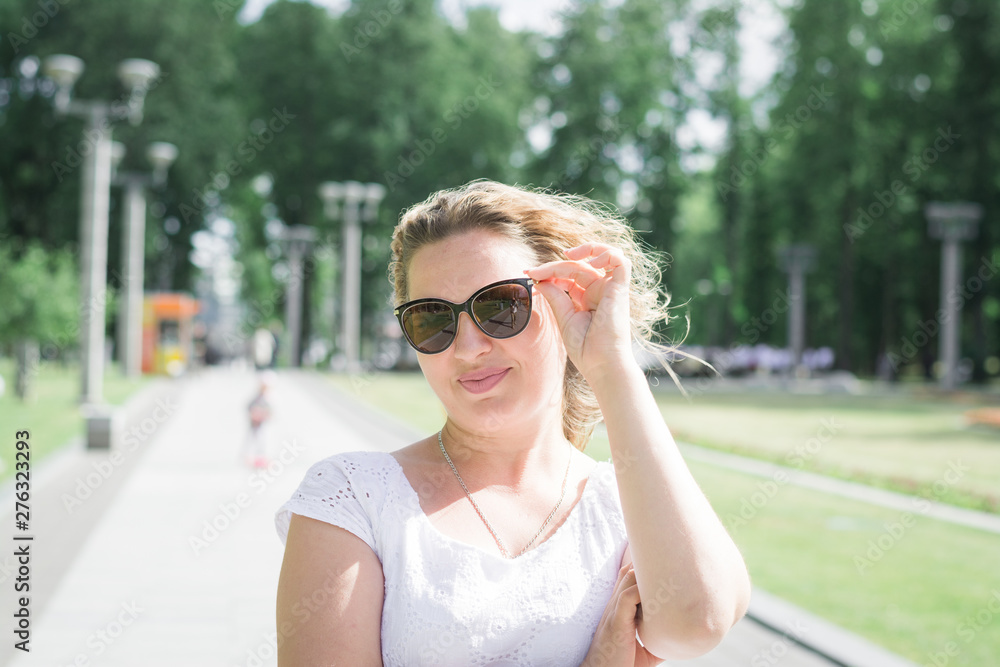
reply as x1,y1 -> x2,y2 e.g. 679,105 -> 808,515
324,369 -> 1000,666
648,389 -> 1000,513
0,356 -> 152,483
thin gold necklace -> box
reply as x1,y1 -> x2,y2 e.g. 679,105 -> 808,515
437,429 -> 571,559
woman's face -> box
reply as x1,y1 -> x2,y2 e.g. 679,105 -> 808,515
406,229 -> 567,437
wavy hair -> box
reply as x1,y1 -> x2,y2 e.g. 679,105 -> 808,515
388,180 -> 691,451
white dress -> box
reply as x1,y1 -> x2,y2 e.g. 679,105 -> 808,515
274,450 -> 630,667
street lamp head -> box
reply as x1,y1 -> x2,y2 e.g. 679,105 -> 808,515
42,53 -> 84,87
319,181 -> 345,202
362,182 -> 387,221
117,58 -> 160,91
42,54 -> 84,112
777,243 -> 817,273
117,58 -> 160,126
147,142 -> 178,188
925,201 -> 983,242
110,141 -> 127,171
343,180 -> 368,201
341,181 -> 368,223
147,142 -> 178,170
319,181 -> 345,219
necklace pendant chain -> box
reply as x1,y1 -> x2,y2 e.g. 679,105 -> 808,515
438,429 -> 572,559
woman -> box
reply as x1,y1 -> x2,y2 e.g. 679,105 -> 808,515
274,181 -> 751,666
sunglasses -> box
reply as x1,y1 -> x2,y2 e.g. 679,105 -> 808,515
394,277 -> 536,354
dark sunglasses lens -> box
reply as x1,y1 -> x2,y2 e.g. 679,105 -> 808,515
472,284 -> 531,338
402,303 -> 456,353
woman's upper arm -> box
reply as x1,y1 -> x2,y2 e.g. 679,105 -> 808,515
276,513 -> 384,666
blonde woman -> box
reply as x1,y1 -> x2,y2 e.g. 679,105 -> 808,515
274,180 -> 750,665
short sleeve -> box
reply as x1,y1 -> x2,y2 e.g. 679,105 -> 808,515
274,455 -> 378,552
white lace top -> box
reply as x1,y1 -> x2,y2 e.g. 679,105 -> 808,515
274,450 -> 630,667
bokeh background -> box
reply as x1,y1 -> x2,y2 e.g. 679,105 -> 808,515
1,0 -> 999,666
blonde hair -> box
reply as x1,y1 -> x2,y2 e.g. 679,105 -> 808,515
388,180 -> 689,451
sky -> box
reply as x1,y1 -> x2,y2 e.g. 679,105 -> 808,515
238,0 -> 788,159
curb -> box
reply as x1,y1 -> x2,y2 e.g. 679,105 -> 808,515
747,588 -> 920,667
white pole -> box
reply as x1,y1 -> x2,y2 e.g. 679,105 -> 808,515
80,110 -> 113,405
285,243 -> 304,367
117,178 -> 146,379
342,198 -> 361,373
789,266 -> 806,374
939,238 -> 962,390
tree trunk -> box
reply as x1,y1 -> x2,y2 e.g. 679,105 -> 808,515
15,340 -> 40,401
837,193 -> 856,372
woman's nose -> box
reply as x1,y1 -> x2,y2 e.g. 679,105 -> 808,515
451,311 -> 491,359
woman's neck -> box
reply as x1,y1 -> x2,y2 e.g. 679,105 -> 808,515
438,417 -> 573,493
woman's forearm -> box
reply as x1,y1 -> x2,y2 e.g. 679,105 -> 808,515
588,359 -> 751,659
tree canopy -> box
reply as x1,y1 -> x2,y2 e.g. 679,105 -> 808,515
0,0 -> 997,380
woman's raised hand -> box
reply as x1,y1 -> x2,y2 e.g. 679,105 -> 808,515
525,242 -> 635,383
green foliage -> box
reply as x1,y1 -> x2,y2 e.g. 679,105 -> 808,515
1,0 -> 998,379
0,242 -> 78,344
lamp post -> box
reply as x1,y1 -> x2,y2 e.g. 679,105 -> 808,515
778,244 -> 816,377
42,54 -> 160,411
925,201 -> 982,391
111,141 -> 178,379
274,225 -> 317,367
318,181 -> 386,372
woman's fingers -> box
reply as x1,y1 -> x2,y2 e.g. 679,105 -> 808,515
525,259 -> 605,286
533,280 -> 577,325
564,243 -> 631,285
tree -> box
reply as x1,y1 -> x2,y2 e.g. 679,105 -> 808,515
0,242 -> 78,399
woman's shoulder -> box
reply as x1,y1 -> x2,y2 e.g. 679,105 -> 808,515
582,456 -> 624,512
308,449 -> 399,473
274,450 -> 403,549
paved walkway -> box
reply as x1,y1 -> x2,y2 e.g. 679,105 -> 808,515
0,367 -> 920,666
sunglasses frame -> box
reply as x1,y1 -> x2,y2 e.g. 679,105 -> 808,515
394,277 -> 537,354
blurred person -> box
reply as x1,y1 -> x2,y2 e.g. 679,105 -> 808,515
243,372 -> 273,468
274,181 -> 750,665
252,326 -> 277,370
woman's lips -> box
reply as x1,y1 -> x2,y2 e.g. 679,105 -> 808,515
458,368 -> 510,394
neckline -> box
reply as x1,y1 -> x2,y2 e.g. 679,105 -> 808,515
382,451 -> 604,562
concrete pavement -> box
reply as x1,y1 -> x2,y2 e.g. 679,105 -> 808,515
2,367 -> 394,666
1,367 -> 919,666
